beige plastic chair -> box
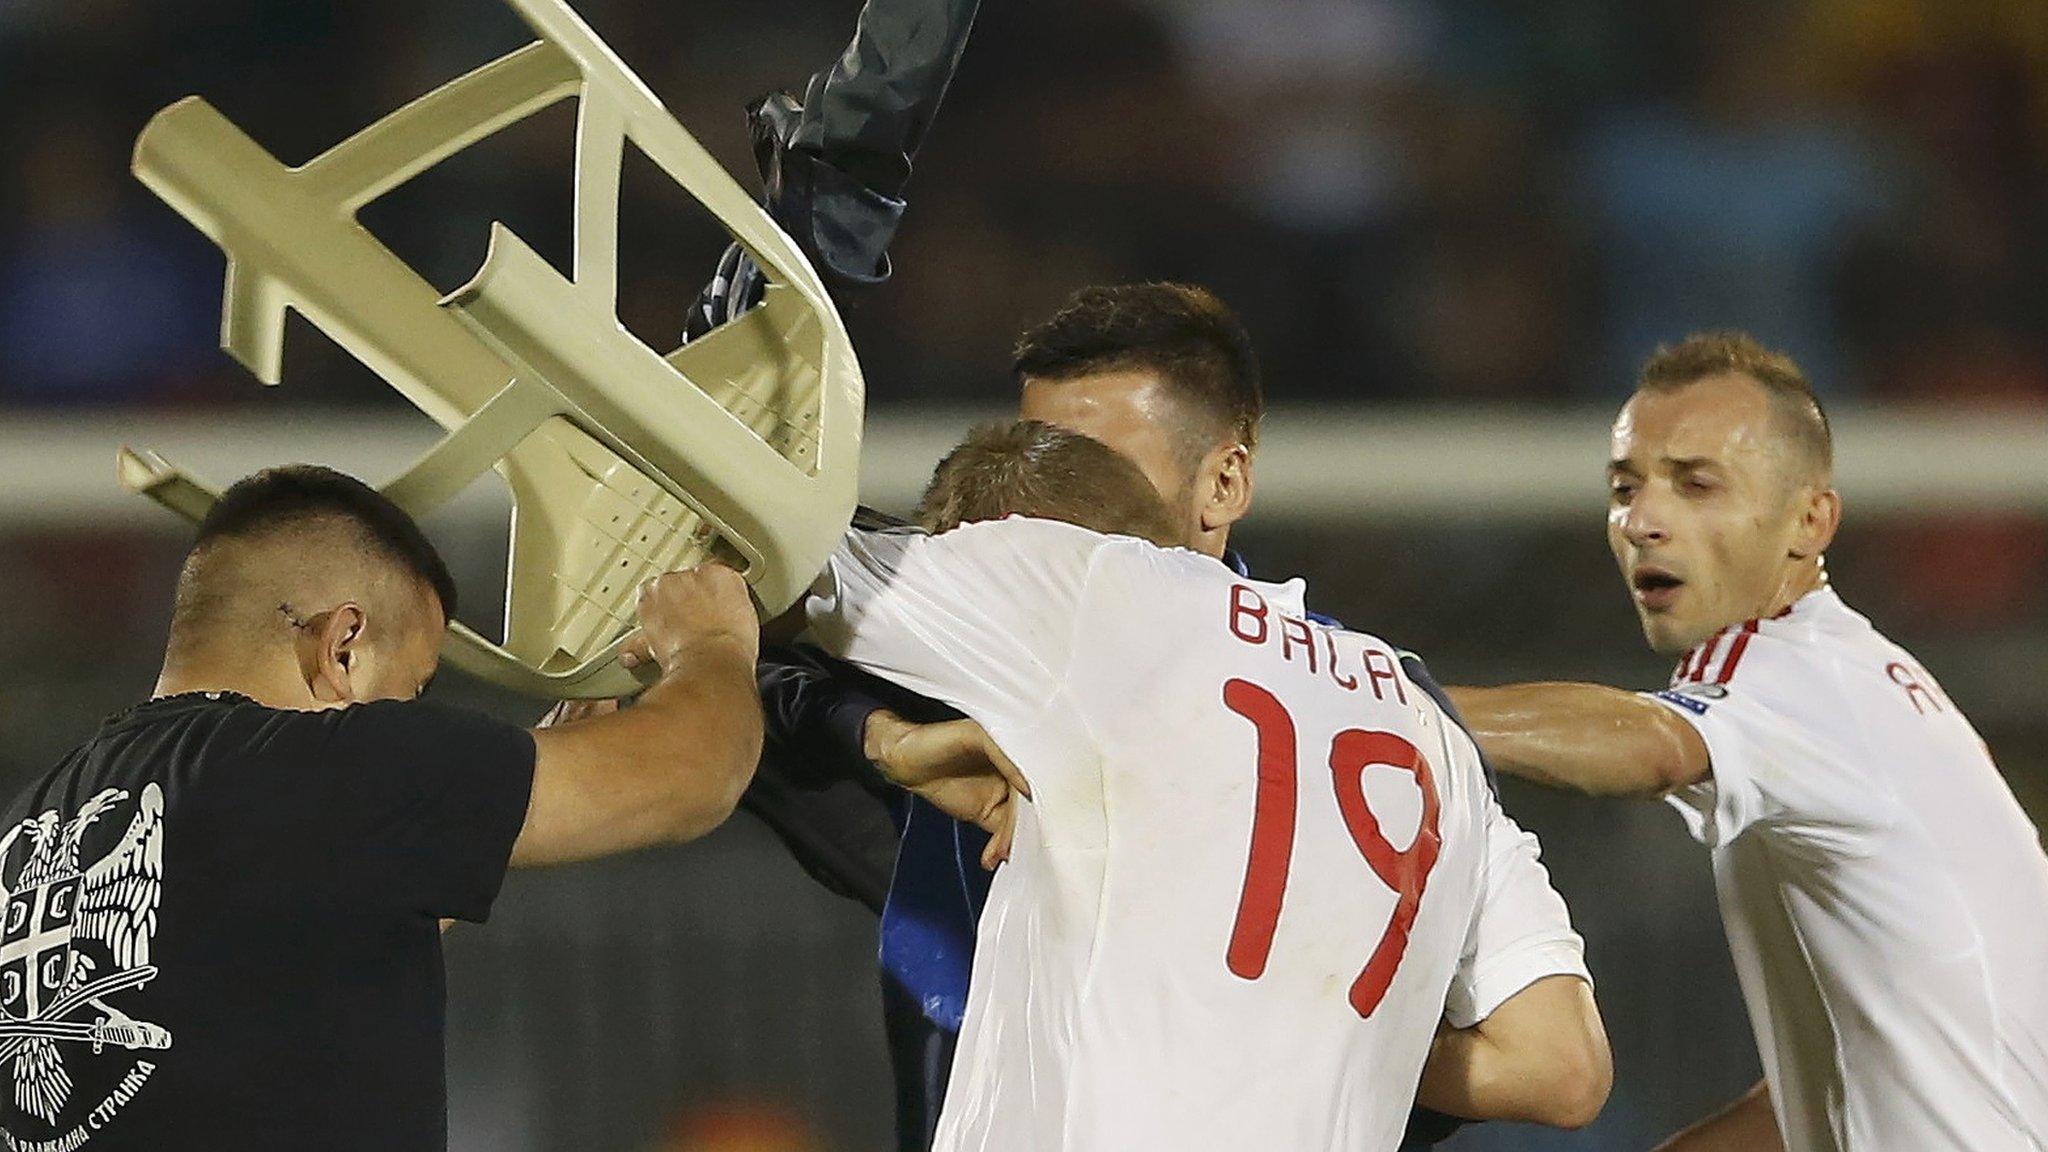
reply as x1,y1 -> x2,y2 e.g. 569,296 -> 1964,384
122,0 -> 864,699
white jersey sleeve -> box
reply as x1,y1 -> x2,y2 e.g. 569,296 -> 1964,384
1443,768 -> 1590,1028
1645,636 -> 1898,856
1641,591 -> 2048,1152
805,517 -> 1107,731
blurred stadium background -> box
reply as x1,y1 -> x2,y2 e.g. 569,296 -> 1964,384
1,0 -> 2045,1149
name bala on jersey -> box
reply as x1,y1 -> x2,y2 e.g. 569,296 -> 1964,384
1227,584 -> 1411,703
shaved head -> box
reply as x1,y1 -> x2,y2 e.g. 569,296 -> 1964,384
168,518 -> 437,661
161,466 -> 456,705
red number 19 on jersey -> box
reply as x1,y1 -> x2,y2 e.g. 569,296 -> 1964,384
1222,678 -> 1442,1018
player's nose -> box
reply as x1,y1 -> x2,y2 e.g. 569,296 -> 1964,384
1618,488 -> 1672,547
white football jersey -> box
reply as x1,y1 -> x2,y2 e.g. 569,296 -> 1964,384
809,518 -> 1588,1152
1650,586 -> 2048,1152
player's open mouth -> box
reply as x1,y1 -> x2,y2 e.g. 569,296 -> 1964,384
1632,567 -> 1684,611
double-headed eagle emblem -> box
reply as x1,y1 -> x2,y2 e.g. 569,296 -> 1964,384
0,784 -> 169,1123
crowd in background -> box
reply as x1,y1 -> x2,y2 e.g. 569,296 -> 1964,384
1,0 -> 2043,409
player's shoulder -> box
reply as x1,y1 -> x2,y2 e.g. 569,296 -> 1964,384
915,518 -> 1311,616
1660,587 -> 1890,724
319,696 -> 512,740
913,515 -> 1126,566
959,517 -> 1253,582
838,519 -> 1101,584
881,518 -> 1166,619
7,695 -> 317,827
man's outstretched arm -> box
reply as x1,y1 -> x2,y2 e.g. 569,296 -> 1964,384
1446,683 -> 1710,798
518,567 -> 762,866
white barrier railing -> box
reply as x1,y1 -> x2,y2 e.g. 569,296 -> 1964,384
3,404 -> 2047,528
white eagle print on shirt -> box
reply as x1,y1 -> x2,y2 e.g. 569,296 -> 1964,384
0,784 -> 169,1127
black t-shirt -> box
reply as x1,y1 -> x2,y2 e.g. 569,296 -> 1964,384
0,691 -> 535,1152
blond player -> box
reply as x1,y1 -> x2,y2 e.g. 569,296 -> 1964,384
805,422 -> 1608,1151
1451,333 -> 2048,1151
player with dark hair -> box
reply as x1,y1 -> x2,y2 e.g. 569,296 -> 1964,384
1448,333 -> 2048,1151
0,464 -> 762,1151
805,420 -> 1608,1149
743,286 -> 1600,1149
1011,282 -> 1265,558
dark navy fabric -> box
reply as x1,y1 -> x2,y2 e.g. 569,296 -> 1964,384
749,644 -> 991,1033
748,646 -> 902,914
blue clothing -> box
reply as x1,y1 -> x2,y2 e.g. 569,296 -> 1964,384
881,799 -> 990,1031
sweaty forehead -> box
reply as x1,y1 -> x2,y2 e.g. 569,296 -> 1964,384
1019,370 -> 1192,454
1611,374 -> 1784,470
1023,368 -> 1177,423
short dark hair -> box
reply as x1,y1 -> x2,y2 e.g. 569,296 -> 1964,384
917,420 -> 1183,546
1638,331 -> 1833,478
1012,283 -> 1263,457
193,465 -> 458,620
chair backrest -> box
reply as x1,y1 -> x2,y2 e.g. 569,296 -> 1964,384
124,0 -> 864,699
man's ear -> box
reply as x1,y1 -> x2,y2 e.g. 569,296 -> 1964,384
1199,443 -> 1255,534
298,603 -> 366,706
1791,487 -> 1842,560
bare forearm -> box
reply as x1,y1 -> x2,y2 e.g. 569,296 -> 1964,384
605,643 -> 764,836
1655,1081 -> 1781,1152
519,640 -> 762,865
1414,975 -> 1610,1129
1415,1026 -> 1519,1122
1446,682 -> 1707,798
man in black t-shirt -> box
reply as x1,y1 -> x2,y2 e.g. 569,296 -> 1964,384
0,465 -> 763,1151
